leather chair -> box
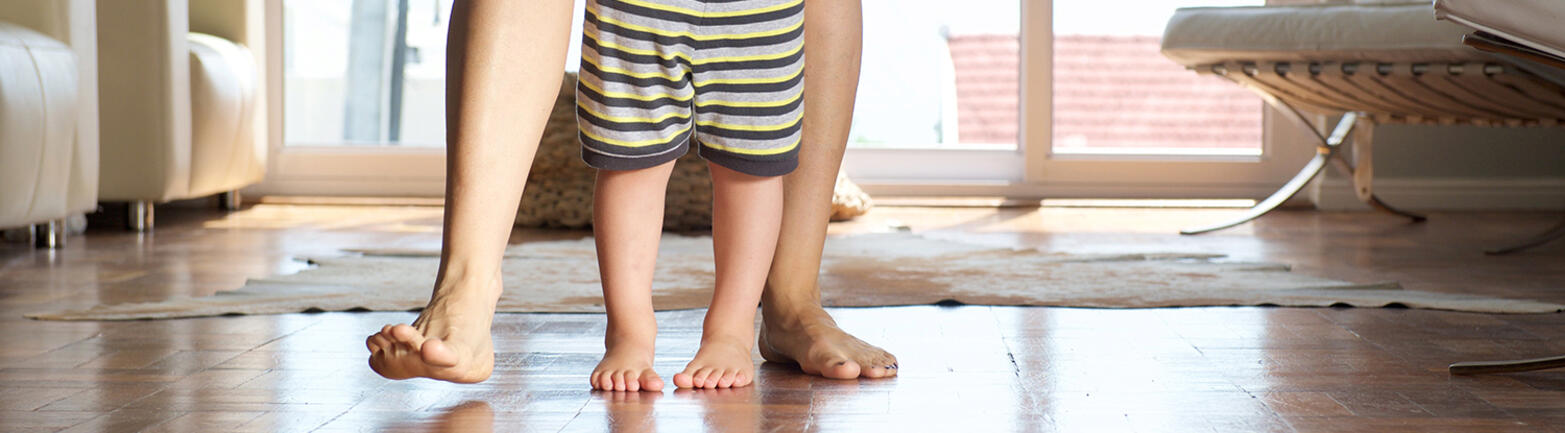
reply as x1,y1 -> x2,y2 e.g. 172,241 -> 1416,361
0,0 -> 98,249
95,0 -> 264,231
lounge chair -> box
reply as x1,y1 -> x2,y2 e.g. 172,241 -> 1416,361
1160,1 -> 1565,254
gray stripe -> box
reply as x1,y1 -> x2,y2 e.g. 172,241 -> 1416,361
583,136 -> 692,159
695,60 -> 801,84
577,68 -> 694,98
694,130 -> 801,153
583,0 -> 805,159
593,0 -> 801,38
694,102 -> 802,129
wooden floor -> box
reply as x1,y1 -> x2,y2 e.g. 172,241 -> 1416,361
1,203 -> 1563,432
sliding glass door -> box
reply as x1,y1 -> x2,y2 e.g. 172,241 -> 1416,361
848,0 -> 1311,199
263,0 -> 1304,199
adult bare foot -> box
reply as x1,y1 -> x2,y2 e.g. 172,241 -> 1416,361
591,331 -> 664,392
673,334 -> 757,389
366,280 -> 500,384
759,305 -> 898,379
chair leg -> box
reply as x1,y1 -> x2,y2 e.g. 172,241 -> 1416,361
218,190 -> 242,211
33,220 -> 65,249
1451,355 -> 1565,375
1350,116 -> 1376,203
1324,156 -> 1428,222
1181,112 -> 1361,235
1364,195 -> 1428,222
1331,116 -> 1426,223
128,201 -> 154,232
1486,215 -> 1565,255
1183,110 -> 1427,235
1181,153 -> 1332,235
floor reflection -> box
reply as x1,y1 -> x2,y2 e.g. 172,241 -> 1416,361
422,400 -> 495,433
677,387 -> 765,433
600,390 -> 662,432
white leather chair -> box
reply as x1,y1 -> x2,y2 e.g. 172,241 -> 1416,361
95,0 -> 264,231
0,0 -> 98,249
1161,0 -> 1565,239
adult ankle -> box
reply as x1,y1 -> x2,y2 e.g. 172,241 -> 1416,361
433,264 -> 504,294
761,298 -> 829,323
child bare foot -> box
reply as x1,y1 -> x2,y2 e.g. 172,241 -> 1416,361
366,281 -> 499,384
673,335 -> 757,389
591,334 -> 664,392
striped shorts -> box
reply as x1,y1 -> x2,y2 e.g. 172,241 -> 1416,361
577,0 -> 804,177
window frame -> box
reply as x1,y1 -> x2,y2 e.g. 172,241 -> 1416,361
253,0 -> 1315,199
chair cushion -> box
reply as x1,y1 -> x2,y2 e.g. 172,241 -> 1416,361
187,33 -> 262,197
0,22 -> 77,228
1162,2 -> 1480,66
1436,0 -> 1565,60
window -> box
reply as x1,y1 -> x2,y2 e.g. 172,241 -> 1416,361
263,0 -> 1307,199
1051,0 -> 1263,157
849,0 -> 1019,151
284,0 -> 453,147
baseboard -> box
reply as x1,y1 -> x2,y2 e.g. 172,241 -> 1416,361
1315,177 -> 1565,211
856,180 -> 1312,205
244,176 -> 445,198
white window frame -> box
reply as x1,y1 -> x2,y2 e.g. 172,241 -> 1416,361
253,0 -> 1314,199
845,0 -> 1316,200
250,0 -> 447,197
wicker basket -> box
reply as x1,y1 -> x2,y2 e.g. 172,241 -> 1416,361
515,73 -> 872,230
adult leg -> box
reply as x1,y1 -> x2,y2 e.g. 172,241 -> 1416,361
589,162 -> 676,392
757,0 -> 897,379
366,0 -> 574,383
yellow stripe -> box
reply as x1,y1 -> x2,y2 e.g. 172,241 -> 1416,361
701,137 -> 800,156
584,28 -> 802,66
691,42 -> 803,66
696,113 -> 800,132
588,4 -> 802,41
612,0 -> 802,19
577,100 -> 690,124
583,52 -> 799,89
695,92 -> 800,109
582,53 -> 686,82
584,28 -> 691,63
693,66 -> 800,87
578,78 -> 691,103
581,124 -> 692,148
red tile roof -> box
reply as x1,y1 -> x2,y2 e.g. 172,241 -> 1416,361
947,34 -> 1263,151
947,34 -> 1022,145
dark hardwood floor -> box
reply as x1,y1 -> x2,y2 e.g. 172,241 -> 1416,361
1,203 -> 1562,432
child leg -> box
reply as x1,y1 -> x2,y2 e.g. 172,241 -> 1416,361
673,162 -> 785,389
590,160 -> 677,392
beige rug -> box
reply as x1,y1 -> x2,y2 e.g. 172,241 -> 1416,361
29,233 -> 1564,320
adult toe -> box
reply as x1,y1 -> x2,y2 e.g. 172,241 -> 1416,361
418,337 -> 459,367
367,333 -> 392,353
818,358 -> 862,379
389,324 -> 427,346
